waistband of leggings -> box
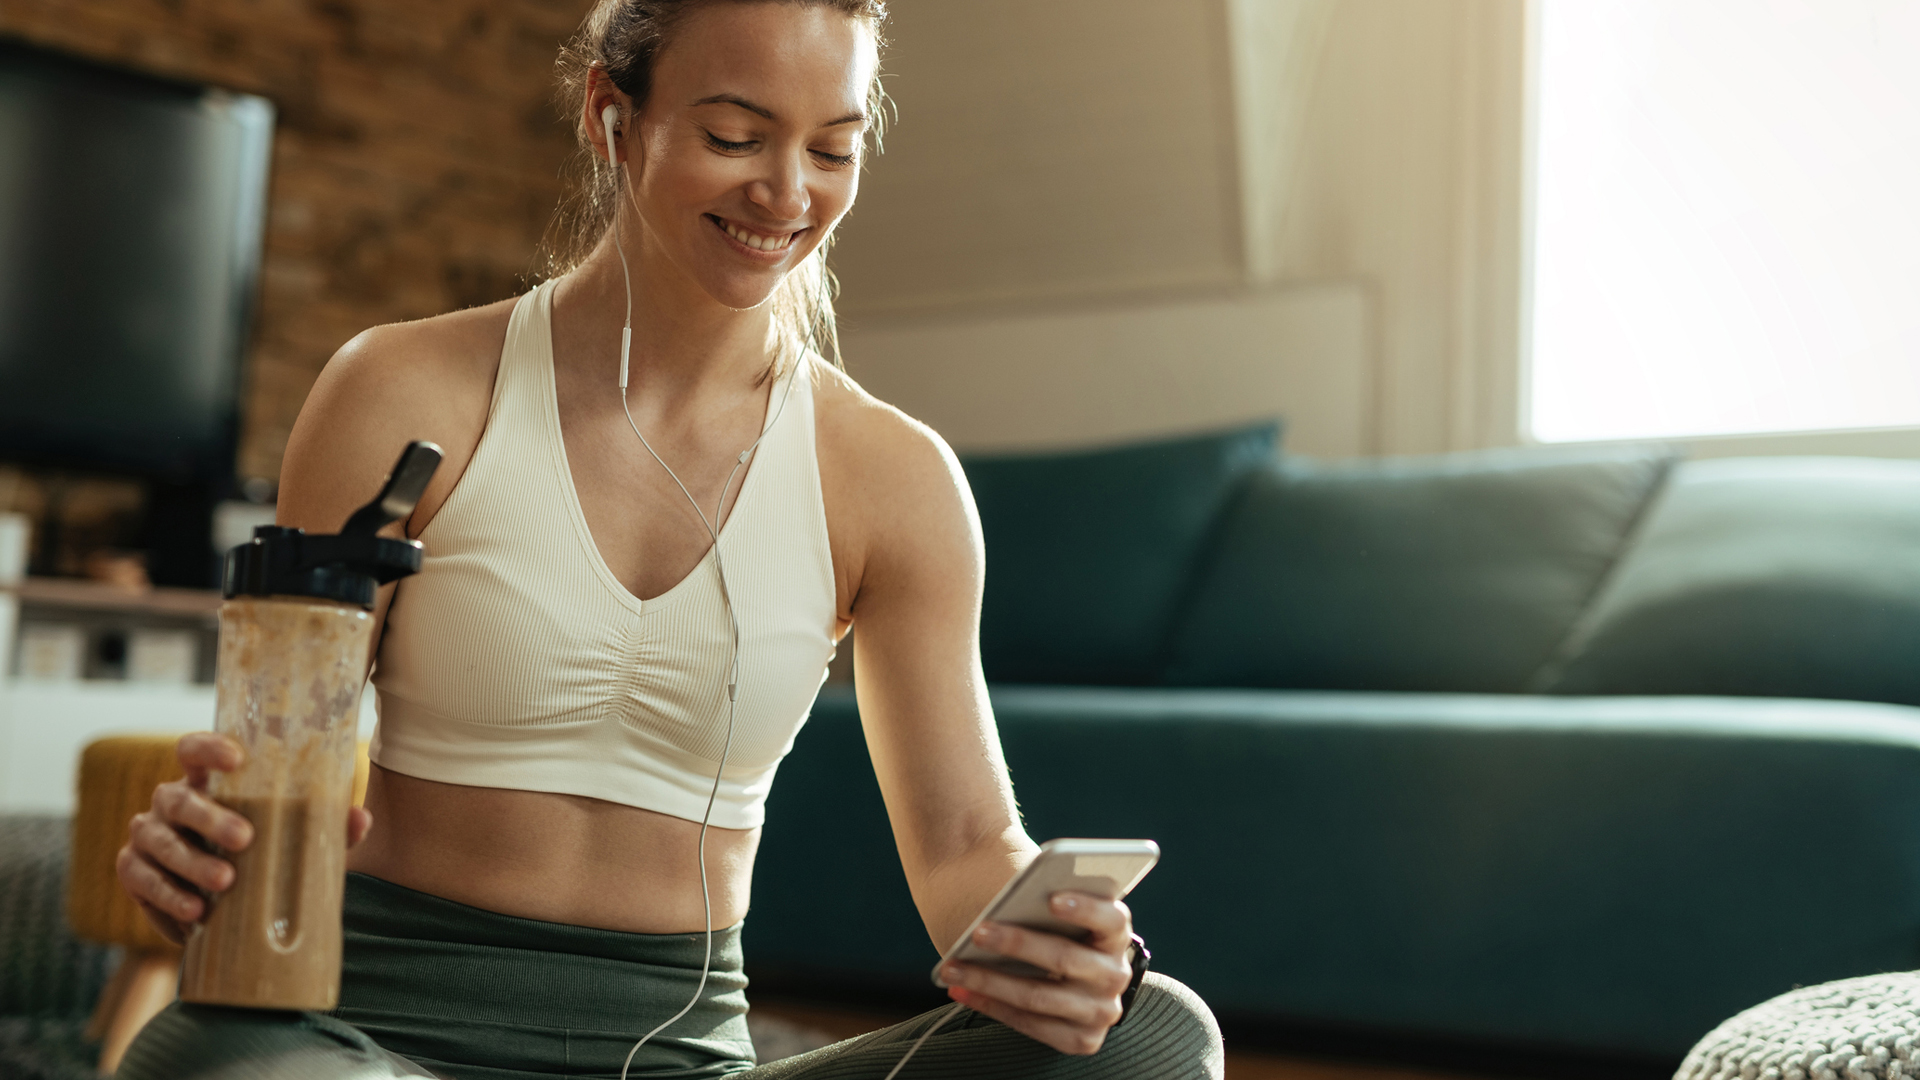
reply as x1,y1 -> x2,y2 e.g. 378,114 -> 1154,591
343,871 -> 746,972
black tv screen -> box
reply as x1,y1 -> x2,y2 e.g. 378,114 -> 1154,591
0,40 -> 272,485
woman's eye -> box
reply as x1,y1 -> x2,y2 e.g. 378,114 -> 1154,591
704,133 -> 756,153
812,148 -> 857,167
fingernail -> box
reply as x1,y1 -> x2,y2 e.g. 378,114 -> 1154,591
949,987 -> 973,1005
1054,894 -> 1079,910
974,924 -> 999,944
941,964 -> 964,984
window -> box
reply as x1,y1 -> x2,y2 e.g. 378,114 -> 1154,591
1528,1 -> 1920,443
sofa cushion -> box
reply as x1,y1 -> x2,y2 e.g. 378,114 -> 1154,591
757,685 -> 1920,1058
1540,457 -> 1920,706
962,420 -> 1280,685
1163,444 -> 1676,692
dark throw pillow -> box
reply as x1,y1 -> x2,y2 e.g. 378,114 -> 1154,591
962,420 -> 1281,686
1540,457 -> 1920,706
1164,443 -> 1677,693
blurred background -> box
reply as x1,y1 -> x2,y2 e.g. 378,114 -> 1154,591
4,0 -> 1915,587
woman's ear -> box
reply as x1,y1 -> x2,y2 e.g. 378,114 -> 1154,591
584,65 -> 628,167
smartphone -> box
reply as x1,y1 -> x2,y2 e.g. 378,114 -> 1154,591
931,838 -> 1159,986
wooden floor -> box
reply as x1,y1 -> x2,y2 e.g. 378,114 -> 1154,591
1220,1053 -> 1476,1080
749,999 -> 1483,1080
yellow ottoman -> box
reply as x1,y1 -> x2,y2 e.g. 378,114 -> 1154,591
66,734 -> 371,1073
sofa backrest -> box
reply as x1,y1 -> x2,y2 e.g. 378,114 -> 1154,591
962,420 -> 1280,686
1162,444 -> 1677,693
1538,457 -> 1920,706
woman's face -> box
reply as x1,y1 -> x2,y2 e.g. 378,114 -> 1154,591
613,3 -> 876,312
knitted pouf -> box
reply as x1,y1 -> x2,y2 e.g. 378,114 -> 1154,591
1679,974 -> 1920,1080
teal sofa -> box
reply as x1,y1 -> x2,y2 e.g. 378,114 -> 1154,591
746,425 -> 1920,1065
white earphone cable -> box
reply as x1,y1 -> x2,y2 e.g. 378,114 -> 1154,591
606,121 -> 803,1080
602,103 -> 951,1079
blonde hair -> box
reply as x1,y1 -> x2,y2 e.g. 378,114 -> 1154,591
543,0 -> 890,372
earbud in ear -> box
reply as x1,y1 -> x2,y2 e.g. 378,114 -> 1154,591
600,104 -> 621,167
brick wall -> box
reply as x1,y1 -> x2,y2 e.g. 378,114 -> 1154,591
0,0 -> 591,483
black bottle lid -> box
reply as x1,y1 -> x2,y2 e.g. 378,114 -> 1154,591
222,442 -> 444,609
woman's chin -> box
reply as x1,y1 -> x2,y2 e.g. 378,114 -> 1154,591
697,272 -> 787,314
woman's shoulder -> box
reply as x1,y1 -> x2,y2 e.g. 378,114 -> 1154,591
279,294 -> 522,535
323,296 -> 520,404
810,359 -> 981,586
811,359 -> 964,493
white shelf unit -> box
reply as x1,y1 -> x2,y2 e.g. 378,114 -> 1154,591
0,579 -> 376,815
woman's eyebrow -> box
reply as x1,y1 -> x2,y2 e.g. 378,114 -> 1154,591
692,92 -> 775,119
690,93 -> 866,128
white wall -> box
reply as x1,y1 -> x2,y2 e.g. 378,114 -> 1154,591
831,0 -> 1527,460
846,0 -> 1920,465
1265,0 -> 1525,454
832,0 -> 1245,315
842,283 -> 1372,456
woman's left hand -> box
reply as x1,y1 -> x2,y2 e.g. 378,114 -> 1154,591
938,891 -> 1135,1056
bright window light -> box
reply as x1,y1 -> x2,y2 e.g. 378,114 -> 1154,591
1528,1 -> 1920,443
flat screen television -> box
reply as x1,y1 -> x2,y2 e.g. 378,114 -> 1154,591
0,39 -> 273,584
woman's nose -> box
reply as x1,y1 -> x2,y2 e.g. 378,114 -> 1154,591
747,155 -> 810,221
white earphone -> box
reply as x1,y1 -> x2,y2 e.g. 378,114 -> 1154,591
601,102 -> 621,165
602,104 -> 634,391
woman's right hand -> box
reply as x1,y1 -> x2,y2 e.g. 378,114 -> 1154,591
115,732 -> 254,946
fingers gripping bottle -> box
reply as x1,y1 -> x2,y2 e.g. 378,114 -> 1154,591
178,442 -> 442,1011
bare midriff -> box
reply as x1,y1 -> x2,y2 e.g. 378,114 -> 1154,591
345,764 -> 761,934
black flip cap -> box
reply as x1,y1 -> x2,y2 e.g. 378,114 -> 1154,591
223,442 -> 445,609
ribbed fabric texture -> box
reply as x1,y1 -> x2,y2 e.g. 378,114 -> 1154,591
371,279 -> 838,829
741,976 -> 1224,1080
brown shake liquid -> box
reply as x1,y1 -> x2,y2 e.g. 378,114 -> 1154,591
178,595 -> 373,1012
179,794 -> 350,1010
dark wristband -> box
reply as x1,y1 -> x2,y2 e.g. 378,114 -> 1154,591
1113,933 -> 1151,1029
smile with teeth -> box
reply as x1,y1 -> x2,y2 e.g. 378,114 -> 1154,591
712,215 -> 797,252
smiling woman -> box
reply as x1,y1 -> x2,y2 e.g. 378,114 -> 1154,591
109,1 -> 1222,1078
547,0 -> 890,373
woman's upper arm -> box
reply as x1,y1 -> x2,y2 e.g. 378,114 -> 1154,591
279,322 -> 482,537
275,313 -> 499,647
831,398 -> 1028,887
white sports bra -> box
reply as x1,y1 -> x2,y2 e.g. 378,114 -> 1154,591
369,279 -> 839,830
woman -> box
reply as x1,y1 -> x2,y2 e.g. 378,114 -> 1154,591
115,1 -> 1221,1076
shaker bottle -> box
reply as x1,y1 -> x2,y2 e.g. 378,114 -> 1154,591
178,442 -> 442,1011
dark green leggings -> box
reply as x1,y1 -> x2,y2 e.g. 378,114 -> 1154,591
118,874 -> 1222,1079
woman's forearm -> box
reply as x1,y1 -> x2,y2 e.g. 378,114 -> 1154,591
910,825 -> 1041,953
